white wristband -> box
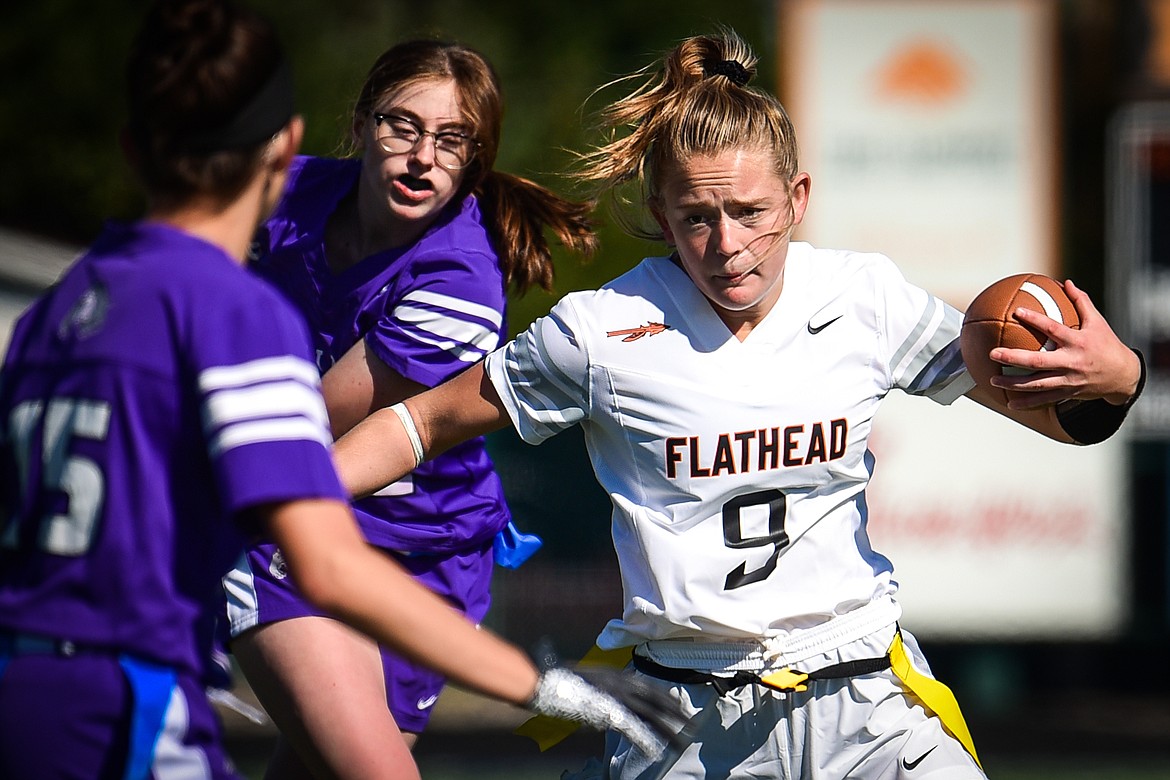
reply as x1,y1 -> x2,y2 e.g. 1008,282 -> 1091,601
389,402 -> 424,469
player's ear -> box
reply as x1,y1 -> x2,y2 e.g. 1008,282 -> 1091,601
256,117 -> 302,222
269,115 -> 304,174
789,172 -> 811,227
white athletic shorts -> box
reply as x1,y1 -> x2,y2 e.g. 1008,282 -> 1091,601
603,627 -> 986,780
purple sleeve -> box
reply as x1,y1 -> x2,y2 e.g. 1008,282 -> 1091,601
189,280 -> 346,514
366,248 -> 507,388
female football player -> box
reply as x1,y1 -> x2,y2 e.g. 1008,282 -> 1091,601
331,28 -> 1145,780
0,3 -> 679,778
222,37 -> 598,780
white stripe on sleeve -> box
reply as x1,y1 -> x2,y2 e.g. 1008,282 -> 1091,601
199,355 -> 321,392
203,380 -> 329,432
392,303 -> 500,360
400,289 -> 504,330
199,355 -> 331,457
207,417 -> 332,457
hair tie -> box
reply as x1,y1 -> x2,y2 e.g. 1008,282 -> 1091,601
707,59 -> 750,87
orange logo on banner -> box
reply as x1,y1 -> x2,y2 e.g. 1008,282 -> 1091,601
875,39 -> 966,104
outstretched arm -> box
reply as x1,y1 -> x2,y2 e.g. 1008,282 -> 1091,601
262,497 -> 686,754
333,361 -> 510,498
965,279 -> 1144,442
266,497 -> 538,702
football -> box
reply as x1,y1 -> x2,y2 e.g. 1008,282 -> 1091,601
960,273 -> 1080,403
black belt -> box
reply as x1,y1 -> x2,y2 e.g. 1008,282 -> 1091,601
0,631 -> 92,657
632,652 -> 892,696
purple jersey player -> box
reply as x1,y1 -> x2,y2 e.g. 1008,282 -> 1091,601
223,39 -> 599,780
252,155 -> 512,558
0,220 -> 343,779
0,4 -> 684,778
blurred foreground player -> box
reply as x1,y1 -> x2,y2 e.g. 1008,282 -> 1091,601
0,2 -> 682,778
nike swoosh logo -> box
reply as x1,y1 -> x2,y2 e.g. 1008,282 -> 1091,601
901,745 -> 937,771
807,315 -> 843,335
416,694 -> 439,710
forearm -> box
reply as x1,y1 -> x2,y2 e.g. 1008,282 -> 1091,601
264,496 -> 682,755
268,499 -> 540,705
1097,346 -> 1144,406
330,547 -> 540,705
966,384 -> 1075,443
332,407 -> 420,497
333,362 -> 511,498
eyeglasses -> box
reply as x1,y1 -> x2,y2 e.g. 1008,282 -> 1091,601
371,112 -> 480,171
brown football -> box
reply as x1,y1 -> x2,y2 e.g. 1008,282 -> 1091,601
960,273 -> 1080,404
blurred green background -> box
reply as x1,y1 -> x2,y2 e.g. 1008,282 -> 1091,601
0,0 -> 1144,335
0,0 -> 777,337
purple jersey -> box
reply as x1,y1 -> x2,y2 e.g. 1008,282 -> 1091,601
0,221 -> 345,676
251,156 -> 510,552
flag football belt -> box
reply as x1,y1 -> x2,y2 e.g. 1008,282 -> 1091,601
631,651 -> 891,696
0,631 -> 179,778
515,631 -> 981,769
0,630 -> 102,657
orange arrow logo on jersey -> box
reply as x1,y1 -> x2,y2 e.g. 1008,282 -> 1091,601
606,322 -> 670,342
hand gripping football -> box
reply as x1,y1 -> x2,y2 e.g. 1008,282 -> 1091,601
960,273 -> 1080,403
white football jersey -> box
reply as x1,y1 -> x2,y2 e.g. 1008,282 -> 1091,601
485,242 -> 974,649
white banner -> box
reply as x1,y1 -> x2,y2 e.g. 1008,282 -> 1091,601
783,0 -> 1058,305
781,0 -> 1128,638
866,394 -> 1127,638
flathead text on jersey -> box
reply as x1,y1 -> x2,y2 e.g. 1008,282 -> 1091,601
664,419 -> 848,478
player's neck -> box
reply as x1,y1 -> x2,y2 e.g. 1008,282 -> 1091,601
145,181 -> 267,265
710,286 -> 784,342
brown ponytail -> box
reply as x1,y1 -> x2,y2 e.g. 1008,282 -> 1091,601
475,171 -> 597,295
